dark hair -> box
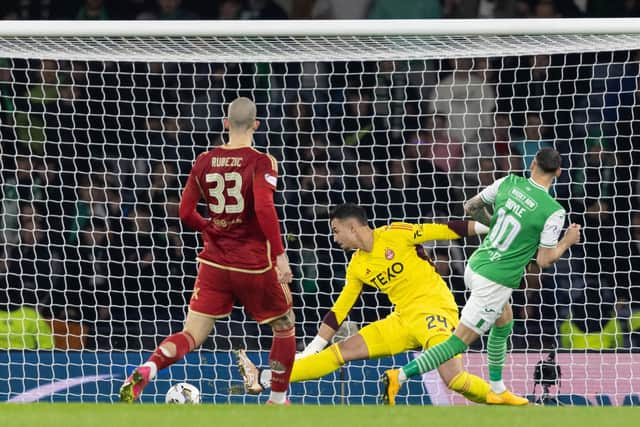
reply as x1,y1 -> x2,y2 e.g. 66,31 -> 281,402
535,147 -> 561,173
329,203 -> 368,225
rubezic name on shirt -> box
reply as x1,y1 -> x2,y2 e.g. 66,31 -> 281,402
211,157 -> 243,167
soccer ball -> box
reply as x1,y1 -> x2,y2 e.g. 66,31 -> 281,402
165,382 -> 201,404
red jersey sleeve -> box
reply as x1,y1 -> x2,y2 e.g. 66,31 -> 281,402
179,156 -> 209,232
252,154 -> 285,257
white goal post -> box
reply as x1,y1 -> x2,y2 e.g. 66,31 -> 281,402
0,19 -> 639,405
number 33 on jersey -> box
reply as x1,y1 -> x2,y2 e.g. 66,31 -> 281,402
182,146 -> 283,272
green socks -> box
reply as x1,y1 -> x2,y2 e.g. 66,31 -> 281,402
487,320 -> 513,382
399,321 -> 514,386
402,335 -> 468,378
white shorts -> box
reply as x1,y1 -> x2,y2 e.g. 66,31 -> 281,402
460,266 -> 513,335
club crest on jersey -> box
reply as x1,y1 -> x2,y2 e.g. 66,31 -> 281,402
264,173 -> 277,186
385,248 -> 395,260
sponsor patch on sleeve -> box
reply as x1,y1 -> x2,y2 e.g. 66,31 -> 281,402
264,173 -> 277,187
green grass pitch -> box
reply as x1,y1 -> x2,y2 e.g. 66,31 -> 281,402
0,404 -> 636,427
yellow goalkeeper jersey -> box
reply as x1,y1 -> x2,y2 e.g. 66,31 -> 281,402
330,222 -> 461,326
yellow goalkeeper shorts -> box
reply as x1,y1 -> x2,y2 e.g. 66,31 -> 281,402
359,309 -> 459,359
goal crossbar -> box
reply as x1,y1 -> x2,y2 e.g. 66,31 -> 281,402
2,19 -> 640,37
1,19 -> 640,62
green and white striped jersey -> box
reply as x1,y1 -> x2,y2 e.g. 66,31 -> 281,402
468,174 -> 565,288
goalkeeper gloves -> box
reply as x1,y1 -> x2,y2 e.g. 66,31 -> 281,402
295,335 -> 328,360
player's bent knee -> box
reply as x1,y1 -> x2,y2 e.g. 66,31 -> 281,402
185,333 -> 207,348
269,310 -> 295,331
181,327 -> 211,348
336,334 -> 369,362
182,312 -> 216,346
495,304 -> 513,326
437,356 -> 464,385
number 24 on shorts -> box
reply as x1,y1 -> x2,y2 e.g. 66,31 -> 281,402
425,315 -> 449,330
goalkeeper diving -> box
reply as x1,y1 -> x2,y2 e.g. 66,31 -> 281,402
381,148 -> 581,405
235,203 -> 526,405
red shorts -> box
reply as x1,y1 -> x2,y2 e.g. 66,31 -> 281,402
189,262 -> 292,324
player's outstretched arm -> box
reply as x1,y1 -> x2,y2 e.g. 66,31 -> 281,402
296,322 -> 336,359
464,220 -> 490,237
297,276 -> 363,359
409,220 -> 489,245
536,223 -> 581,268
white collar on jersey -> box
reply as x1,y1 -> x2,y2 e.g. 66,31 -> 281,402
528,177 -> 547,191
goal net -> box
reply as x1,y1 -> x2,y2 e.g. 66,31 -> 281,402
0,19 -> 639,405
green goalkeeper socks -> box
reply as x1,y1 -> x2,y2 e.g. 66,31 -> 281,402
487,320 -> 513,382
402,335 -> 468,378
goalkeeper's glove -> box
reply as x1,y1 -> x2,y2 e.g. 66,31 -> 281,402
474,222 -> 490,235
295,335 -> 328,360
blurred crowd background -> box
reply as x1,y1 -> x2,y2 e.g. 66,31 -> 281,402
5,0 -> 640,20
0,0 -> 639,353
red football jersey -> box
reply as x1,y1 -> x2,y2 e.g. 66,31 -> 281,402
179,145 -> 285,272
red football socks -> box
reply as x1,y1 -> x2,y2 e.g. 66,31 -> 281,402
268,326 -> 296,392
148,331 -> 197,371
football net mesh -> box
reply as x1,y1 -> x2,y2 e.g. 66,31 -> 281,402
0,23 -> 639,404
